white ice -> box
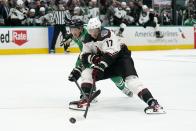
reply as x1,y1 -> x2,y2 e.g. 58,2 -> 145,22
0,49 -> 196,131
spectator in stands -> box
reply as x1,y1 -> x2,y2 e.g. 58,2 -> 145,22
123,7 -> 135,26
184,11 -> 196,26
25,8 -> 36,26
34,0 -> 41,16
42,8 -> 54,26
0,15 -> 5,25
106,1 -> 117,25
0,0 -> 10,26
9,0 -> 28,26
88,0 -> 99,18
71,6 -> 84,21
1,0 -> 193,27
128,1 -> 143,25
35,7 -> 46,26
113,1 -> 127,26
162,11 -> 171,25
139,5 -> 163,38
99,0 -> 112,26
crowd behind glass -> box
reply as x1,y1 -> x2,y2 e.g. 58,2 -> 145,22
0,0 -> 196,26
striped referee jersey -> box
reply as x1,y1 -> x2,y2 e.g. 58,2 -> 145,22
52,10 -> 71,25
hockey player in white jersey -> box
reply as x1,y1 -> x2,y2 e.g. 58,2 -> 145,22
9,0 -> 28,26
69,17 -> 165,114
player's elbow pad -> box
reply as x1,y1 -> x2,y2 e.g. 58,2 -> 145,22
81,53 -> 92,67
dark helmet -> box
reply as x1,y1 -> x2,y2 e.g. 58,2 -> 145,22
69,19 -> 84,28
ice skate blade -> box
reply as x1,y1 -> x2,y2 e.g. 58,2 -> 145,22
145,109 -> 166,114
69,106 -> 86,111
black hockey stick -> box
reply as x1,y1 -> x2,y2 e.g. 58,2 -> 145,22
83,78 -> 96,118
73,79 -> 88,100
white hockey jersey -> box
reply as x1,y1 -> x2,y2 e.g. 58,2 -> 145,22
9,8 -> 27,20
114,8 -> 127,19
139,11 -> 150,24
81,28 -> 120,56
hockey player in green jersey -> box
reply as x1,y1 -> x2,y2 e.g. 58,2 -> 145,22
66,19 -> 133,97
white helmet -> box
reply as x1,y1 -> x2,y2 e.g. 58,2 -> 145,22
30,9 -> 35,13
87,17 -> 101,31
17,0 -> 24,6
39,7 -> 45,12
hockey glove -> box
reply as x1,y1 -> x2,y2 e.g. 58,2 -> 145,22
68,67 -> 82,82
82,53 -> 101,67
91,55 -> 101,65
92,62 -> 106,81
60,34 -> 73,47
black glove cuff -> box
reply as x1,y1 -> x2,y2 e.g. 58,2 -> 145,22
93,62 -> 107,72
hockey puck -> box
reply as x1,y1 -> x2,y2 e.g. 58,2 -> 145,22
69,117 -> 76,124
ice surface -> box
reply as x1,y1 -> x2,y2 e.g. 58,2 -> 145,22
0,50 -> 196,131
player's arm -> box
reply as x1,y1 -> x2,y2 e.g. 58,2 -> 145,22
80,39 -> 97,68
60,33 -> 73,47
68,55 -> 83,82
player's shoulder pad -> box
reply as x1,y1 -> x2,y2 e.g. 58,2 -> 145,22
101,28 -> 111,37
100,28 -> 111,40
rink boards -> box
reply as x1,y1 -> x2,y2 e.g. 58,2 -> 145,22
0,26 -> 195,54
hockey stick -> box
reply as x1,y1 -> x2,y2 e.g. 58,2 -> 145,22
83,78 -> 96,118
73,79 -> 88,100
72,78 -> 98,118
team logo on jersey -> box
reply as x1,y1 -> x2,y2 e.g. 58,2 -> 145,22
101,30 -> 109,37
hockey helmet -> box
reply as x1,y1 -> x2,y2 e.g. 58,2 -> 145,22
39,7 -> 45,12
87,17 -> 101,30
16,0 -> 24,7
69,19 -> 84,28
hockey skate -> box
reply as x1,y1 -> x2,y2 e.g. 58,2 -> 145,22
80,86 -> 98,103
144,99 -> 166,114
80,93 -> 98,103
69,90 -> 101,111
69,98 -> 89,111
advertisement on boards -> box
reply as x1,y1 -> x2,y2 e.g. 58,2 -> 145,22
121,26 -> 194,46
0,28 -> 48,49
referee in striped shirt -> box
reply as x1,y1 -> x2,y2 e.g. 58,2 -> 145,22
49,4 -> 71,53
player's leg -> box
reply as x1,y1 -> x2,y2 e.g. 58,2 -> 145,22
118,47 -> 165,113
110,76 -> 133,97
123,56 -> 165,113
125,75 -> 165,114
69,68 -> 95,110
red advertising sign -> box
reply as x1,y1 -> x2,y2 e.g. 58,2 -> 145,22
12,30 -> 28,46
